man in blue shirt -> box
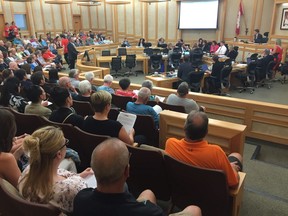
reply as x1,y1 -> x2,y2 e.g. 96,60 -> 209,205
126,87 -> 159,127
98,74 -> 115,94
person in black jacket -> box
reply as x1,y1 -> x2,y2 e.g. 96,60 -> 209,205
67,37 -> 79,69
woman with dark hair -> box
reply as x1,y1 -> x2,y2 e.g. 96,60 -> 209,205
0,77 -> 28,112
49,86 -> 84,128
138,38 -> 145,47
25,85 -> 51,118
115,78 -> 137,98
0,109 -> 22,187
48,68 -> 59,84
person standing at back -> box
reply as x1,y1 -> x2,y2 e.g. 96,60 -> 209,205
67,37 -> 79,69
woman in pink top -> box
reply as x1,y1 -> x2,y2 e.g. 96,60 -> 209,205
210,41 -> 219,54
115,78 -> 137,98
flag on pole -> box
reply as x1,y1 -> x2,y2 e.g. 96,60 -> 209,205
236,0 -> 244,35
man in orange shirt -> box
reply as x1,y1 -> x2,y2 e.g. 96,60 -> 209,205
165,110 -> 242,188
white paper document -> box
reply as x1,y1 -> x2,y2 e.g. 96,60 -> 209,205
117,112 -> 137,133
153,105 -> 163,114
85,174 -> 97,188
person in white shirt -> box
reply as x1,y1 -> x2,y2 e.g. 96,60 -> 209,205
215,41 -> 227,57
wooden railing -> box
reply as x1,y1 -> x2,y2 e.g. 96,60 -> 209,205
159,110 -> 247,156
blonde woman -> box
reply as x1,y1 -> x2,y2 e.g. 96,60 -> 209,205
18,126 -> 93,214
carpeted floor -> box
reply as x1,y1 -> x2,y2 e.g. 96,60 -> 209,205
240,142 -> 288,216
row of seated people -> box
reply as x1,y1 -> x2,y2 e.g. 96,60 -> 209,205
0,106 -> 244,216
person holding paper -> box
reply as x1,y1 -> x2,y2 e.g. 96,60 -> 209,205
82,90 -> 135,145
126,87 -> 159,128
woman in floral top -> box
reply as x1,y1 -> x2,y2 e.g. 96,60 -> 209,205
18,126 -> 93,214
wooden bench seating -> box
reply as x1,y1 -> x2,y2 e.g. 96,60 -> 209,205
126,145 -> 246,216
42,72 -> 288,147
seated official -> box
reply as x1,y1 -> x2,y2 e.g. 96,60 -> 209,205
24,85 -> 52,118
214,41 -> 227,57
253,29 -> 263,43
82,91 -> 135,145
49,86 -> 84,127
18,126 -> 93,214
177,55 -> 193,84
255,49 -> 274,82
121,38 -> 131,47
209,41 -> 219,54
73,138 -> 202,216
116,78 -> 137,98
166,82 -> 202,114
74,80 -> 92,102
126,87 -> 159,128
138,38 -> 145,47
98,74 -> 115,94
165,111 -> 243,188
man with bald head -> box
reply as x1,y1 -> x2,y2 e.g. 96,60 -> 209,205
165,110 -> 243,188
74,138 -> 201,216
73,138 -> 163,216
126,87 -> 159,127
58,76 -> 78,99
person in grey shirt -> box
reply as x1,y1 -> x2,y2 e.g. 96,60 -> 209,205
166,82 -> 204,114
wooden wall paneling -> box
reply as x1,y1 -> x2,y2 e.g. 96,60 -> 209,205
43,2 -> 53,32
98,3 -> 105,30
132,1 -> 141,38
113,5 -> 118,42
80,6 -> 90,30
260,0 -> 273,36
71,1 -> 80,15
223,0 -> 237,39
157,2 -> 166,42
217,0 -> 227,41
66,4 -> 73,31
116,5 -> 125,40
0,0 -> 2,12
256,0 -> 264,30
105,3 -> 112,33
125,2 -> 134,35
167,0 -> 177,43
249,0 -> 258,40
38,0 -> 46,34
50,4 -> 56,35
60,5 -> 67,32
2,0 -> 12,22
90,6 -> 98,29
147,4 -> 156,42
12,1 -> 25,13
26,2 -> 35,36
88,6 -> 92,30
143,2 -> 148,41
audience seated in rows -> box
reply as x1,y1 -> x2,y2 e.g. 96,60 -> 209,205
141,80 -> 158,101
166,82 -> 202,114
84,72 -> 97,92
24,85 -> 51,118
0,109 -> 22,188
74,80 -> 92,102
0,77 -> 28,113
98,74 -> 115,94
18,126 -> 93,214
165,110 -> 243,188
126,87 -> 159,128
115,78 -> 137,98
82,90 -> 135,145
49,86 -> 84,127
58,76 -> 78,99
69,69 -> 80,89
73,138 -> 202,216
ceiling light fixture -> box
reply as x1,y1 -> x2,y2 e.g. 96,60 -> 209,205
105,0 -> 130,5
44,0 -> 72,4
